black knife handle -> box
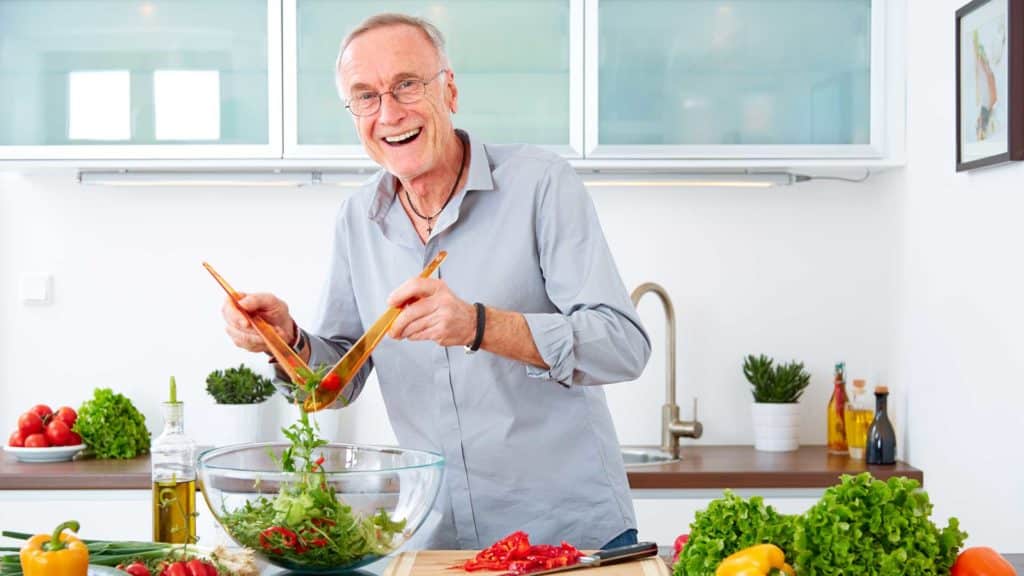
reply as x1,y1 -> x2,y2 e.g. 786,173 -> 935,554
591,541 -> 659,565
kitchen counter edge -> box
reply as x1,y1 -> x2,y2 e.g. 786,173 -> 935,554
0,445 -> 922,491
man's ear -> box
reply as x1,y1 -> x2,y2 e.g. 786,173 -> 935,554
446,71 -> 459,114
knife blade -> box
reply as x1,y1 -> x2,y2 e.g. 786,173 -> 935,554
499,542 -> 659,576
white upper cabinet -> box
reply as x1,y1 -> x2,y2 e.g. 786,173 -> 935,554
0,0 -> 900,166
284,0 -> 581,159
0,0 -> 281,159
587,0 -> 883,160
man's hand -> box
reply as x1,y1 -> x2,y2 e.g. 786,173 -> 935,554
387,278 -> 476,347
221,292 -> 297,353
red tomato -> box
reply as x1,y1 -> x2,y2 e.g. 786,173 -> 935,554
29,404 -> 53,423
165,561 -> 190,576
17,412 -> 44,436
119,562 -> 152,576
951,546 -> 1016,576
45,419 -> 73,446
185,558 -> 217,576
24,433 -> 50,448
54,406 -> 77,428
672,533 -> 689,562
8,430 -> 25,447
67,431 -> 83,446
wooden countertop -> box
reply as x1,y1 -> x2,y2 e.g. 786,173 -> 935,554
627,445 -> 923,489
0,445 -> 921,491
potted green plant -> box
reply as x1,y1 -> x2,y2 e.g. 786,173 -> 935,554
205,364 -> 277,446
743,354 -> 811,452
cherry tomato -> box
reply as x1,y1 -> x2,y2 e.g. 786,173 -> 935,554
8,430 -> 25,447
165,561 -> 190,576
186,558 -> 217,576
54,406 -> 77,428
45,419 -> 73,446
118,561 -> 152,576
17,412 -> 44,436
29,404 -> 53,423
24,433 -> 50,448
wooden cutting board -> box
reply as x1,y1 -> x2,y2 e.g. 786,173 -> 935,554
382,551 -> 670,576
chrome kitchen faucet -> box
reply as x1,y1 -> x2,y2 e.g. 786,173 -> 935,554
631,282 -> 703,458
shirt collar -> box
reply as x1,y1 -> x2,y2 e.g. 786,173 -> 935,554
367,129 -> 493,223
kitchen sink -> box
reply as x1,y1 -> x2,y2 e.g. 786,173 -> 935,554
620,447 -> 679,467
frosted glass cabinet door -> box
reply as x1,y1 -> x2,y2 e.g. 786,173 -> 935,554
286,0 -> 580,158
0,0 -> 281,159
588,0 -> 881,158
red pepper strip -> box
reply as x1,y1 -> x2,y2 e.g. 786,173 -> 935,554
310,455 -> 326,472
259,526 -> 300,555
456,532 -> 582,573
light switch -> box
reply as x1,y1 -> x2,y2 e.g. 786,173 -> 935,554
20,273 -> 52,304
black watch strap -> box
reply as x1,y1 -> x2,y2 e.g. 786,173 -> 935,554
465,303 -> 485,353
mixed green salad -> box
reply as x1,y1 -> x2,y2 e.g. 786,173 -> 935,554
220,368 -> 406,569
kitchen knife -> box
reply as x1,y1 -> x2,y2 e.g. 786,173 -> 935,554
500,542 -> 660,576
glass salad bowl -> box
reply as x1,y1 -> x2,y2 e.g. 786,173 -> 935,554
197,442 -> 444,574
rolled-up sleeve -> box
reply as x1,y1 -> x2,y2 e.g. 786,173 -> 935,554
523,161 -> 650,386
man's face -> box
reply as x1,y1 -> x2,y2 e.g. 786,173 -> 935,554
338,25 -> 458,180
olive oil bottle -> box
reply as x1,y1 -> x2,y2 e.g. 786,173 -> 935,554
826,362 -> 849,454
151,376 -> 197,543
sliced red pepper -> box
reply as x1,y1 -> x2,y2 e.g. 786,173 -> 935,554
259,526 -> 300,555
456,532 -> 582,573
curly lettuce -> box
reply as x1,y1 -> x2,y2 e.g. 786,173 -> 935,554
673,491 -> 797,576
794,473 -> 966,575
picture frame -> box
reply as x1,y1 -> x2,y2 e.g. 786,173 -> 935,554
956,0 -> 1024,171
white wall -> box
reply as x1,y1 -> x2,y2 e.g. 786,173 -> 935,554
0,170 -> 895,452
887,0 -> 1024,553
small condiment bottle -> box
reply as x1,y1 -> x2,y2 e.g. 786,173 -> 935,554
827,362 -> 848,454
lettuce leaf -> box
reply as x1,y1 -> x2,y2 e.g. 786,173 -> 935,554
794,473 -> 966,575
673,491 -> 797,576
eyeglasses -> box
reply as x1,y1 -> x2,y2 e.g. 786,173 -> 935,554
345,69 -> 447,117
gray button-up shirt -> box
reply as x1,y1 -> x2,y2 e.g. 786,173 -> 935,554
302,130 -> 650,550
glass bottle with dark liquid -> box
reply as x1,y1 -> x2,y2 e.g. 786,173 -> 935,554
865,385 -> 896,465
152,377 -> 197,543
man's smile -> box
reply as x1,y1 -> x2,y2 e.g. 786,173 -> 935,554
383,127 -> 422,146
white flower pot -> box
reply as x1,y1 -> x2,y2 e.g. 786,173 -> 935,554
208,402 -> 274,446
751,402 -> 801,452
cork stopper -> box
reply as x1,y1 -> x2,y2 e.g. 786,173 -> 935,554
875,385 -> 889,394
852,378 -> 866,389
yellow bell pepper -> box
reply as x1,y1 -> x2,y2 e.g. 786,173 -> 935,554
715,544 -> 795,576
19,520 -> 89,576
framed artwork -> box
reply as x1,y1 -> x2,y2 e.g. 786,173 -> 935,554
956,0 -> 1024,171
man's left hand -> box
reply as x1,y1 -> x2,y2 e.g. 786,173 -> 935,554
387,278 -> 477,347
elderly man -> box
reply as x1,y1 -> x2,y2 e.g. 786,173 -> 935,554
222,13 -> 650,550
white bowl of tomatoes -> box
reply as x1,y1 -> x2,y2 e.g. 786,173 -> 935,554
4,403 -> 85,462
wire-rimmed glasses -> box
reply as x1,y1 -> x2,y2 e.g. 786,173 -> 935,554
345,69 -> 447,117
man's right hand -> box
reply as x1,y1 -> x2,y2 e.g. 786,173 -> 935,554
221,292 -> 297,353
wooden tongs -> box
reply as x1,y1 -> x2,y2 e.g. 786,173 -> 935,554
203,251 -> 447,412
